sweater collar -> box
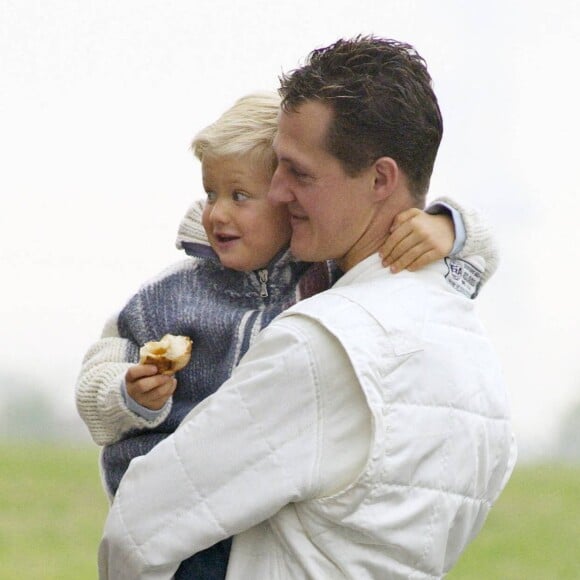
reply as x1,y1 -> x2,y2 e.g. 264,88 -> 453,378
175,200 -> 214,257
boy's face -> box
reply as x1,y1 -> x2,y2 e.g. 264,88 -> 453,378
201,154 -> 292,272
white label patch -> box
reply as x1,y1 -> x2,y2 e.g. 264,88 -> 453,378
444,257 -> 482,299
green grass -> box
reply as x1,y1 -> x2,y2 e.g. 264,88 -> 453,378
448,463 -> 580,579
1,443 -> 579,579
0,443 -> 108,579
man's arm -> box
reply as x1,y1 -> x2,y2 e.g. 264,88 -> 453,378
98,315 -> 369,579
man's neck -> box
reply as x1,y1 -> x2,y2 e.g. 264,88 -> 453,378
337,243 -> 380,273
338,197 -> 416,272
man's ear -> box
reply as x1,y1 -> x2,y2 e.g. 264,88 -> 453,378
373,157 -> 399,201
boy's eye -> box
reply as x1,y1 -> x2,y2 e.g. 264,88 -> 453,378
205,191 -> 217,203
232,191 -> 250,202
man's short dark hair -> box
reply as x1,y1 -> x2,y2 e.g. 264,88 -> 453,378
279,36 -> 443,201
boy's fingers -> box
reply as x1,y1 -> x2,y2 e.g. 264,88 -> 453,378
127,374 -> 175,400
390,236 -> 418,264
406,249 -> 439,272
125,364 -> 160,382
138,374 -> 175,394
129,378 -> 177,409
383,230 -> 422,266
389,207 -> 421,232
389,243 -> 426,273
380,224 -> 414,263
139,379 -> 178,409
148,379 -> 178,402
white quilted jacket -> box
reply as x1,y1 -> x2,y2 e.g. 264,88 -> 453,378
99,255 -> 516,579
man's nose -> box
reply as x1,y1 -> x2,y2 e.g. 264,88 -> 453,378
268,166 -> 293,204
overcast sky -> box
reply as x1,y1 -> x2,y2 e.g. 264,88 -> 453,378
1,0 -> 579,458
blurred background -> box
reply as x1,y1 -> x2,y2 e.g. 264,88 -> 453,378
2,0 -> 579,460
1,1 -> 579,577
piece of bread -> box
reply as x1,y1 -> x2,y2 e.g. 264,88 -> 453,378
139,334 -> 192,375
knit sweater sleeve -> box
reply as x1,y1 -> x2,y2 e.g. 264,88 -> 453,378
431,196 -> 499,286
75,314 -> 172,446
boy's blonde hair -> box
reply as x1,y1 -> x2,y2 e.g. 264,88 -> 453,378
191,92 -> 281,175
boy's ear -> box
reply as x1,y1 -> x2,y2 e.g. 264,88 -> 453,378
373,157 -> 399,201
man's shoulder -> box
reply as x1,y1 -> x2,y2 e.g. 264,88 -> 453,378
281,264 -> 426,325
278,258 -> 483,353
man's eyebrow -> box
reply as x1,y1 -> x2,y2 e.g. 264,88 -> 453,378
272,136 -> 309,170
279,156 -> 310,175
273,147 -> 296,166
273,147 -> 303,167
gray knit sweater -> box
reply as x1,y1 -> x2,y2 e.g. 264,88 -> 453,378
79,205 -> 334,496
76,202 -> 340,579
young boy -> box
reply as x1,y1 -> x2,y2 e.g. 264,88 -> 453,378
76,92 -> 497,578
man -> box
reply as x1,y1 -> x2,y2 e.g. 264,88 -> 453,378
99,36 -> 516,579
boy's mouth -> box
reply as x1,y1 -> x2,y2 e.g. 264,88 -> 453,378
214,233 -> 240,243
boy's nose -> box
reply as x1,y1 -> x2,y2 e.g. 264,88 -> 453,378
209,199 -> 230,223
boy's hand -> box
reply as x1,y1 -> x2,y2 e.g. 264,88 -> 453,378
379,208 -> 454,273
125,364 -> 177,411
